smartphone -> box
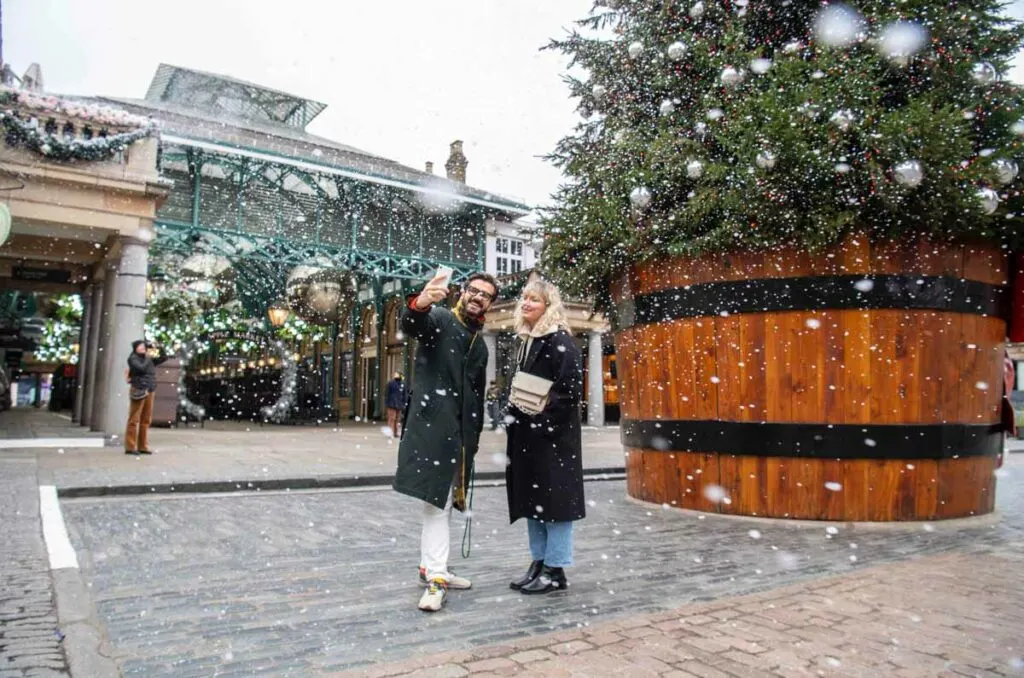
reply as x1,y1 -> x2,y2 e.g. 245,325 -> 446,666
434,265 -> 454,288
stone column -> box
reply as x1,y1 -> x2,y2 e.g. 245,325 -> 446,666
99,236 -> 150,438
90,266 -> 118,432
71,286 -> 93,423
80,281 -> 104,428
587,330 -> 605,427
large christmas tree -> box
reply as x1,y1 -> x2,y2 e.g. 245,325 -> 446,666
542,0 -> 1024,302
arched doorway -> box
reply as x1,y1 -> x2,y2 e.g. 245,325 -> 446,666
356,305 -> 378,421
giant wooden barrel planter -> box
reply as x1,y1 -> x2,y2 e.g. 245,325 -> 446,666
613,236 -> 1009,521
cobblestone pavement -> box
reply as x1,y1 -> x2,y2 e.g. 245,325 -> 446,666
0,457 -> 69,677
61,456 -> 1024,676
335,551 -> 1024,678
33,417 -> 625,493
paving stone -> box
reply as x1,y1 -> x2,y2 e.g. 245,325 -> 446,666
507,649 -> 555,663
0,459 -> 69,677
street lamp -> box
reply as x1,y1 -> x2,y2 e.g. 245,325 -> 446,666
267,300 -> 290,328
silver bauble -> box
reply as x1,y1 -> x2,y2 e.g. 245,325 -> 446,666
797,102 -> 821,119
977,187 -> 1000,214
592,84 -> 607,100
783,40 -> 803,54
1012,118 -> 1024,136
893,160 -> 924,187
992,158 -> 1019,185
971,62 -> 998,85
720,66 -> 745,86
629,187 -> 653,210
830,109 -> 855,131
667,41 -> 688,61
659,99 -> 676,116
689,1 -> 705,18
755,150 -> 777,170
627,41 -> 644,59
750,58 -> 773,74
694,122 -> 709,140
686,159 -> 705,179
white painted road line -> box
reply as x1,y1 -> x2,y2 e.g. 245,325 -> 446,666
39,485 -> 79,570
0,437 -> 103,449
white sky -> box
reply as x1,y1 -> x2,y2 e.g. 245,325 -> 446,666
5,0 -> 1024,210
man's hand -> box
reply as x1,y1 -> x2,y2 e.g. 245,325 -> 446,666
414,270 -> 451,310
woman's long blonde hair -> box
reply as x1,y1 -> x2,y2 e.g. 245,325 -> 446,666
513,277 -> 571,337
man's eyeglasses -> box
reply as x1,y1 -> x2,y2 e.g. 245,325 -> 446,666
465,285 -> 495,302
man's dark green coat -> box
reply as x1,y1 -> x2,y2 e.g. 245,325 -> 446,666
393,300 -> 488,511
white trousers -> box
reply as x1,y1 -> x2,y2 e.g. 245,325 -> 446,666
421,487 -> 454,582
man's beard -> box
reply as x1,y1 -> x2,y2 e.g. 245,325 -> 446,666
461,297 -> 486,319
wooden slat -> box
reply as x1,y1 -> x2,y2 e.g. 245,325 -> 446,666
963,242 -> 1009,285
764,315 -> 794,422
739,315 -> 768,422
869,310 -> 899,424
715,316 -> 743,421
693,319 -> 719,419
790,312 -> 826,423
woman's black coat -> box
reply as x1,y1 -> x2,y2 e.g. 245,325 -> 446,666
505,329 -> 586,524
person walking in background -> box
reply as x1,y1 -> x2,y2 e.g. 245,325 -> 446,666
124,339 -> 166,455
384,372 -> 407,438
393,269 -> 498,612
505,277 -> 585,595
486,380 -> 500,431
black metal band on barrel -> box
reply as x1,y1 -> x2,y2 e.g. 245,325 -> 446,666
613,275 -> 1008,329
621,419 -> 1003,459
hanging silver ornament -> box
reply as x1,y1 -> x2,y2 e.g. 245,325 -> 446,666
992,158 -> 1019,185
750,58 -> 773,74
694,121 -> 709,140
689,1 -> 705,19
834,163 -> 853,174
797,102 -> 821,119
971,62 -> 998,85
686,159 -> 705,179
628,41 -> 644,59
783,40 -> 803,54
755,150 -> 777,170
720,66 -> 745,86
977,187 -> 1000,214
659,99 -> 676,116
604,0 -> 620,8
830,109 -> 855,131
893,160 -> 924,187
1012,118 -> 1024,136
706,108 -> 724,121
630,187 -> 652,210
667,41 -> 688,61
592,84 -> 607,100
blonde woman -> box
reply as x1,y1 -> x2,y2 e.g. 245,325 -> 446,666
505,277 -> 585,595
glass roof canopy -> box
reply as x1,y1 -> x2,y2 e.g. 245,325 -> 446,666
145,64 -> 327,130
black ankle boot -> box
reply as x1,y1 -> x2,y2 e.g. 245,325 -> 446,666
510,560 -> 544,590
520,565 -> 567,595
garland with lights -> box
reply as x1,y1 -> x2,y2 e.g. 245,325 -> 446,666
0,88 -> 156,162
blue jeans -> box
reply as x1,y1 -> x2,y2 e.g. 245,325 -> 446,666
527,519 -> 574,568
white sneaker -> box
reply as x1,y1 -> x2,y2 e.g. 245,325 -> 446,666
418,567 -> 472,590
418,578 -> 448,612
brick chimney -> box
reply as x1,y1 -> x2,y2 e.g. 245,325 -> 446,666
445,140 -> 467,183
425,161 -> 434,174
